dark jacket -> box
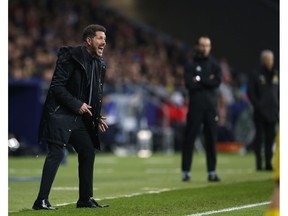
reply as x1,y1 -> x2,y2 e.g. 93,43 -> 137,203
38,46 -> 106,149
247,66 -> 279,122
184,55 -> 222,112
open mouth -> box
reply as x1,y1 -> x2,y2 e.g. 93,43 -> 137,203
98,46 -> 105,51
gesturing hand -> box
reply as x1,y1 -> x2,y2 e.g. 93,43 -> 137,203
79,103 -> 92,116
98,116 -> 108,132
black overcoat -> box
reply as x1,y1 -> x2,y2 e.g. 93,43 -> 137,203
247,66 -> 279,123
38,46 -> 106,150
184,55 -> 222,113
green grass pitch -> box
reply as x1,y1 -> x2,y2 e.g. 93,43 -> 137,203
8,151 -> 274,215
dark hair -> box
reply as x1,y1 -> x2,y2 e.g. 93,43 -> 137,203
82,24 -> 106,42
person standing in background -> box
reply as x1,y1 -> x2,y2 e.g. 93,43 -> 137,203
181,36 -> 222,182
247,50 -> 279,171
32,24 -> 109,210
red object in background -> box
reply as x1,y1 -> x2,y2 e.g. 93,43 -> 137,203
161,102 -> 188,127
216,142 -> 243,152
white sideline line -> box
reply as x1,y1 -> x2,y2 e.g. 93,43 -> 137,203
56,188 -> 173,206
52,187 -> 86,191
56,190 -> 270,216
188,201 -> 270,216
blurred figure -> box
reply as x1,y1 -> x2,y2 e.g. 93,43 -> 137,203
32,24 -> 109,210
181,36 -> 222,182
247,50 -> 279,171
99,94 -> 119,152
264,127 -> 279,216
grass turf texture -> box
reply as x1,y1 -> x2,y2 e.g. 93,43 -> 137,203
8,152 -> 274,215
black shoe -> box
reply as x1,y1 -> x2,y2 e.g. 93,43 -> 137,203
256,161 -> 262,171
76,198 -> 109,208
32,199 -> 57,210
182,175 -> 190,182
265,165 -> 273,171
208,174 -> 221,182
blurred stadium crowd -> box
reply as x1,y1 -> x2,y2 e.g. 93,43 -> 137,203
9,0 -> 253,154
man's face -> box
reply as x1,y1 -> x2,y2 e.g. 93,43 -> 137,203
89,31 -> 106,56
262,53 -> 274,71
197,37 -> 211,57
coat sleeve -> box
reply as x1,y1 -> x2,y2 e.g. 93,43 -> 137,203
200,60 -> 222,88
49,47 -> 83,114
184,61 -> 202,91
247,71 -> 260,110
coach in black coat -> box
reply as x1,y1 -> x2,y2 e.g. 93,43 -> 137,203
33,24 -> 109,210
181,36 -> 222,182
38,45 -> 106,150
247,49 -> 279,171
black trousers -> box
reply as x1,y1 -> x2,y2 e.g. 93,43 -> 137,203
36,118 -> 96,202
253,116 -> 277,170
182,109 -> 218,173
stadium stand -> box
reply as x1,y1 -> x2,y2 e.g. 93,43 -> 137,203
8,0 -> 252,155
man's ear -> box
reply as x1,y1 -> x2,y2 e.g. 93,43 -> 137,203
87,37 -> 92,46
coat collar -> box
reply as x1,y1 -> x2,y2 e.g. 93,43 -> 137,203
70,45 -> 105,66
70,45 -> 86,69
